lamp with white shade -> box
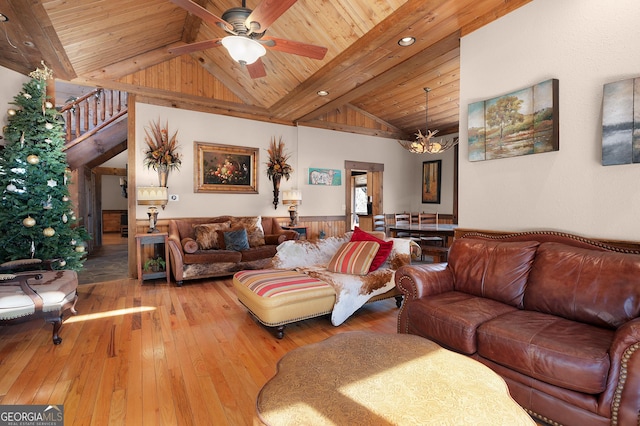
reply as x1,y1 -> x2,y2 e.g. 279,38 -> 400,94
282,190 -> 302,226
137,186 -> 168,233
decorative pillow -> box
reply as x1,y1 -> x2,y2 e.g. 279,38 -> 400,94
223,228 -> 250,251
181,238 -> 199,254
351,226 -> 393,271
327,241 -> 380,275
216,226 -> 243,250
194,221 -> 231,250
231,216 -> 265,247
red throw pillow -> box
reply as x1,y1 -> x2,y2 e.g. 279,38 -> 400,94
351,226 -> 393,271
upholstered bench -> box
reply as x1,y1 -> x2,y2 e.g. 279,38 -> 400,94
233,269 -> 336,338
0,269 -> 78,344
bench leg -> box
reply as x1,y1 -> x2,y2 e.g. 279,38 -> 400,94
50,317 -> 63,345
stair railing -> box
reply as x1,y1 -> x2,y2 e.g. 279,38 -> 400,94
60,88 -> 128,149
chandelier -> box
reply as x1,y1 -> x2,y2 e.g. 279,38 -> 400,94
398,87 -> 458,154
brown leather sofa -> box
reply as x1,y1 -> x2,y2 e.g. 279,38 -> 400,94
168,216 -> 298,285
395,229 -> 640,426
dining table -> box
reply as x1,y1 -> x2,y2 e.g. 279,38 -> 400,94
387,223 -> 458,246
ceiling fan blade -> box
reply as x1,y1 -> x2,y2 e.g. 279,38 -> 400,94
245,0 -> 297,32
262,36 -> 328,60
246,59 -> 267,79
169,0 -> 233,32
168,39 -> 223,55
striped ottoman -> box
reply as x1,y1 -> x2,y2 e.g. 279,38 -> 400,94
233,269 -> 336,338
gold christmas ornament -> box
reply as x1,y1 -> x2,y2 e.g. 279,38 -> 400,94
29,61 -> 54,80
75,246 -> 85,253
43,227 -> 55,237
7,109 -> 16,116
62,213 -> 68,223
58,260 -> 66,267
22,216 -> 36,227
62,195 -> 70,202
44,122 -> 54,130
27,154 -> 40,165
45,101 -> 53,109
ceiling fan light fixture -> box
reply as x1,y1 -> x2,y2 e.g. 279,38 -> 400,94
398,36 -> 415,47
221,35 -> 266,65
398,87 -> 459,154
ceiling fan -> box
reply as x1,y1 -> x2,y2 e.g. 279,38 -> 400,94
168,0 -> 328,79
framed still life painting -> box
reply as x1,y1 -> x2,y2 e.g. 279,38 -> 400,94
194,142 -> 258,193
422,160 -> 441,204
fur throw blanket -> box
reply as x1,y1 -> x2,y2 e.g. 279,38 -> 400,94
272,235 -> 415,325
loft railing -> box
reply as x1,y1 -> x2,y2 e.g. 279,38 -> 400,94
60,88 -> 128,149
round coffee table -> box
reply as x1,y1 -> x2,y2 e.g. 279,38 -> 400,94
257,331 -> 534,425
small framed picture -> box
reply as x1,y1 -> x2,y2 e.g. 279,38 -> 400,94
422,160 -> 441,204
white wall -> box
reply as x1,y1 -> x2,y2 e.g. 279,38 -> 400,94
459,0 -> 640,240
135,103 -> 431,220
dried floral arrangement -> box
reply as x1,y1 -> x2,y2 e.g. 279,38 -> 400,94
143,119 -> 182,172
266,137 -> 292,181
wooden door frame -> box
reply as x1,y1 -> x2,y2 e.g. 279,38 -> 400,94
344,161 -> 384,232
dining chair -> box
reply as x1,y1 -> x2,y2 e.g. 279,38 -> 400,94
394,213 -> 412,238
417,212 -> 445,261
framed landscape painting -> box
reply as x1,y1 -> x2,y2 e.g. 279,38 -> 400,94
602,77 -> 640,165
422,160 -> 441,204
468,79 -> 559,161
194,142 -> 258,193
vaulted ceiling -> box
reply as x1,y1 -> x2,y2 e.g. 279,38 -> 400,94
0,0 -> 530,140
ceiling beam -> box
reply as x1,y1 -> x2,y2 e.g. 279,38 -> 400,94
296,32 -> 460,123
4,0 -> 76,80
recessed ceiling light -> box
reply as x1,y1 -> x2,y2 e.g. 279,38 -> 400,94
317,90 -> 329,96
398,36 -> 416,47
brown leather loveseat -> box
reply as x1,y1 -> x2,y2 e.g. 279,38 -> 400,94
395,229 -> 640,426
168,216 -> 298,285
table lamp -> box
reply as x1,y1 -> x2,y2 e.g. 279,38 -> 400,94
282,190 -> 302,226
137,186 -> 168,233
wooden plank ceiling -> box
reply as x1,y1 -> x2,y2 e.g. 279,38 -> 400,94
0,0 -> 531,140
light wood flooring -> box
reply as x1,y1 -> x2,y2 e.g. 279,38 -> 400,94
0,276 -> 400,425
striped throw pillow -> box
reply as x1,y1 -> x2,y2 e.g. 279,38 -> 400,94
327,241 -> 380,275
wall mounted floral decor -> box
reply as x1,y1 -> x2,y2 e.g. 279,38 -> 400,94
266,137 -> 292,208
143,118 -> 182,186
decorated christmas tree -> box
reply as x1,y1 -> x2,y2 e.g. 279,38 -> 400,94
0,63 -> 89,270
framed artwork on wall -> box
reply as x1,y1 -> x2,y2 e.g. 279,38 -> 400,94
308,168 -> 342,186
422,160 -> 441,204
468,78 -> 559,161
602,77 -> 640,165
194,142 -> 258,193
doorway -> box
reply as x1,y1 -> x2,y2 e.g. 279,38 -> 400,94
344,161 -> 384,231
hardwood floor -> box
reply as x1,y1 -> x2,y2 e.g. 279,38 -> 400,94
0,276 -> 400,425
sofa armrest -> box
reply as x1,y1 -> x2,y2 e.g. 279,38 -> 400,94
600,318 -> 640,423
271,230 -> 299,242
167,235 -> 185,283
394,263 -> 453,301
265,233 -> 291,245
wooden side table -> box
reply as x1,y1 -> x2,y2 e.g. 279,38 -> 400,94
282,226 -> 308,240
136,232 -> 170,284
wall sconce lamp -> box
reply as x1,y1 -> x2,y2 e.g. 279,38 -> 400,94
119,177 -> 128,198
137,186 -> 168,233
282,190 -> 302,226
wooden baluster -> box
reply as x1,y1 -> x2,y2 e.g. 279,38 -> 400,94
65,110 -> 72,142
74,103 -> 81,138
83,99 -> 89,133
